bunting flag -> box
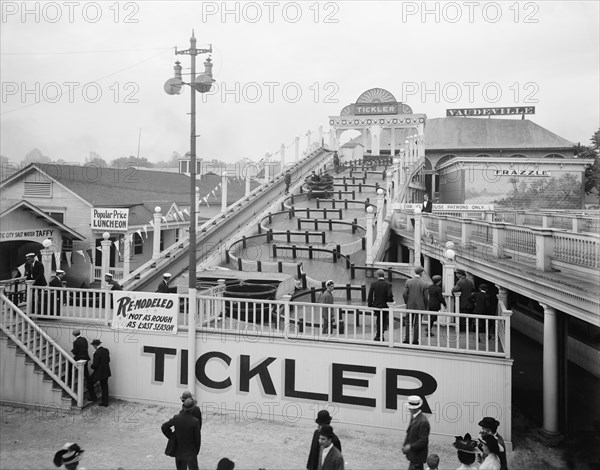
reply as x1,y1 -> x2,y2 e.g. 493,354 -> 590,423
182,208 -> 190,216
136,229 -> 143,241
178,210 -> 184,220
53,251 -> 61,269
96,246 -> 102,253
65,252 -> 72,267
143,225 -> 149,237
204,197 -> 210,207
211,189 -> 216,197
113,240 -> 121,258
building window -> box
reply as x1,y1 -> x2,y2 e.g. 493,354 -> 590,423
133,233 -> 143,255
179,160 -> 189,174
24,181 -> 52,198
62,238 -> 73,252
46,211 -> 64,223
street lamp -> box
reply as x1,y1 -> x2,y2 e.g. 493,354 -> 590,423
164,31 -> 214,398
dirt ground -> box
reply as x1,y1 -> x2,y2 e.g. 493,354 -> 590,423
0,400 -> 570,470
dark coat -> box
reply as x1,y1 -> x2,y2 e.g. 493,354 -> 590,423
421,199 -> 433,213
180,403 -> 202,424
467,291 -> 493,315
49,276 -> 63,288
368,278 -> 394,308
161,412 -> 201,459
403,412 -> 430,464
91,346 -> 111,380
107,280 -> 122,291
427,284 -> 446,311
403,276 -> 429,310
317,444 -> 344,470
452,277 -> 475,311
496,432 -> 508,470
156,280 -> 176,293
72,336 -> 90,361
25,260 -> 47,286
307,429 -> 342,470
284,173 -> 292,184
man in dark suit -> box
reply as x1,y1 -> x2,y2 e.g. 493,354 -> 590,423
72,329 -> 97,402
157,273 -> 177,293
162,398 -> 201,470
421,193 -> 433,213
179,390 -> 202,422
452,269 -> 475,331
90,339 -> 111,406
104,273 -> 122,290
402,266 -> 430,344
307,410 -> 342,470
24,252 -> 47,286
479,417 -> 509,470
317,425 -> 344,470
402,395 -> 430,470
368,269 -> 394,341
427,275 -> 446,336
48,269 -> 65,316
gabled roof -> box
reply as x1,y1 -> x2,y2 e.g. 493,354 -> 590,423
0,200 -> 85,240
1,164 -> 260,206
424,118 -> 575,150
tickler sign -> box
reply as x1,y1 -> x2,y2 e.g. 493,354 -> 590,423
112,292 -> 178,334
142,347 -> 439,412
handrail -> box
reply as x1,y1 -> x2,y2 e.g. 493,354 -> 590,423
0,290 -> 84,407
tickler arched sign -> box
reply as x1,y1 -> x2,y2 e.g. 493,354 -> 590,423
143,347 -> 439,413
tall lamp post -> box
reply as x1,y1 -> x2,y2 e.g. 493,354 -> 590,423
164,31 -> 214,398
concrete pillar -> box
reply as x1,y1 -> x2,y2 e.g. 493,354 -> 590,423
442,260 -> 456,314
306,130 -> 312,152
280,143 -> 285,169
40,244 -> 53,285
424,255 -> 431,275
408,248 -> 415,265
496,285 -> 508,306
370,125 -> 381,156
431,172 -> 436,199
264,156 -> 270,181
532,227 -> 555,272
540,303 -> 560,436
414,212 -> 422,265
491,222 -> 507,258
386,172 -> 394,217
318,125 -> 324,146
366,207 -> 374,265
123,234 -> 131,277
295,136 -> 300,162
245,174 -> 251,196
390,127 -> 396,156
362,129 -> 369,149
461,219 -> 473,247
153,207 -> 162,260
221,171 -> 228,213
101,232 -> 112,285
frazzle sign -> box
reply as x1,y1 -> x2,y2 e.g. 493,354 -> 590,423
111,292 -> 178,334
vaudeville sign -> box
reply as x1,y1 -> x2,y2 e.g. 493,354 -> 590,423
111,292 -> 178,334
446,106 -> 535,117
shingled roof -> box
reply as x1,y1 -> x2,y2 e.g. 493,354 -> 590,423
424,118 -> 575,151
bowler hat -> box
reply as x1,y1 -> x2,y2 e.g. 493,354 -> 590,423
315,410 -> 332,425
180,390 -> 193,401
72,329 -> 81,336
406,395 -> 423,410
478,416 -> 500,431
319,424 -> 334,438
91,339 -> 102,346
414,266 -> 424,274
216,458 -> 235,470
53,443 -> 84,467
182,398 -> 195,410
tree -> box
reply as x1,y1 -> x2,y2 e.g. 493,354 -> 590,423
23,148 -> 52,165
84,151 -> 108,167
110,156 -> 154,168
574,129 -> 600,195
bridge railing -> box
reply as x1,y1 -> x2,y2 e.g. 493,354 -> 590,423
25,286 -> 510,358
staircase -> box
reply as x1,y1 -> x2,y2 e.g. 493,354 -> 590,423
0,292 -> 92,410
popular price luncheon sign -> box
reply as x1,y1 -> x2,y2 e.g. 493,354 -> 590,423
91,208 -> 129,232
111,292 -> 178,334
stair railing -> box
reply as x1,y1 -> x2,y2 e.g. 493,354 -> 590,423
0,287 -> 85,407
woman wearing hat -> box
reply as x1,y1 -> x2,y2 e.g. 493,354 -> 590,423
453,433 -> 479,469
53,442 -> 85,469
478,434 -> 501,469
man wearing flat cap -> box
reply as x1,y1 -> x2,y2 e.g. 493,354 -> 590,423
162,397 -> 201,470
90,339 -> 111,406
452,269 -> 475,321
72,329 -> 97,402
317,425 -> 344,470
427,275 -> 446,336
479,417 -> 508,470
402,266 -> 430,344
157,273 -> 177,293
368,269 -> 394,341
402,395 -> 430,470
307,410 -> 342,470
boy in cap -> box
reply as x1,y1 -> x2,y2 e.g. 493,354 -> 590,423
317,425 -> 344,470
425,453 -> 440,470
307,410 -> 342,470
402,395 -> 430,470
426,275 -> 446,336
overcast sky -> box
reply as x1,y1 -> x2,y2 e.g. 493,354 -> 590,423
1,1 -> 599,165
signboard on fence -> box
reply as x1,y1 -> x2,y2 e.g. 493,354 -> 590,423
399,204 -> 494,211
91,208 -> 129,232
111,292 -> 178,334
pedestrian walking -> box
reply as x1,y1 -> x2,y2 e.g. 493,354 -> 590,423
307,410 -> 342,470
90,339 -> 111,406
468,284 -> 495,339
402,266 -> 429,344
161,398 -> 201,470
317,425 -> 344,470
402,395 -> 430,470
478,417 -> 508,470
426,275 -> 446,336
284,170 -> 292,194
72,330 -> 97,402
368,269 -> 394,341
53,442 -> 86,469
320,280 -> 336,335
452,269 -> 474,331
